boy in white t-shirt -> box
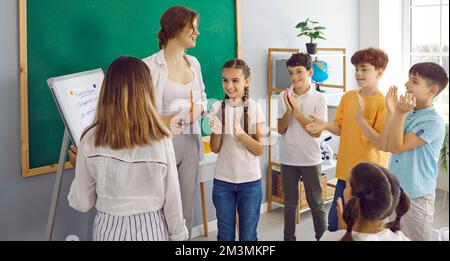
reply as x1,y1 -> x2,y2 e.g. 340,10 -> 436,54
277,53 -> 327,241
209,59 -> 265,241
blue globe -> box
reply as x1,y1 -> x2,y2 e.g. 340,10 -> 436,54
312,60 -> 329,84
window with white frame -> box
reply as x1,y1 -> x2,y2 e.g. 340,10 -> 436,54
404,0 -> 449,122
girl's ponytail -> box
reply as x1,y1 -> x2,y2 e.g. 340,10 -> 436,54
340,197 -> 361,241
221,94 -> 229,135
385,188 -> 410,232
242,86 -> 249,133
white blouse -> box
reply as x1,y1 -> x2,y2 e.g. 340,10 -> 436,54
67,128 -> 188,241
142,50 -> 208,160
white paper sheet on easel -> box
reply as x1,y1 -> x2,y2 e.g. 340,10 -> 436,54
48,69 -> 104,148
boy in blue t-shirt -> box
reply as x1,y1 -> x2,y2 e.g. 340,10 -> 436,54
381,62 -> 448,241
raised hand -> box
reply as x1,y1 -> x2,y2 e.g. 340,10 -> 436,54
355,93 -> 364,121
397,92 -> 416,113
386,86 -> 399,115
169,111 -> 184,135
288,93 -> 300,114
209,116 -> 222,134
305,115 -> 328,134
233,119 -> 245,136
68,145 -> 78,167
284,91 -> 293,112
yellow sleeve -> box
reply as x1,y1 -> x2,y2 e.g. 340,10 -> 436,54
373,100 -> 387,133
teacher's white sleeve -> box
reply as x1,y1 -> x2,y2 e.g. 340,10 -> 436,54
193,57 -> 208,116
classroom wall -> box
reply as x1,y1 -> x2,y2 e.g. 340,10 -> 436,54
0,0 -> 95,241
240,0 -> 360,204
379,0 -> 405,91
360,0 -> 404,93
359,0 -> 380,50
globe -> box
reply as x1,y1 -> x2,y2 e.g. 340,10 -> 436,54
312,60 -> 329,84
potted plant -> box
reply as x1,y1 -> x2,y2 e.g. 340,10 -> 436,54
295,18 -> 326,54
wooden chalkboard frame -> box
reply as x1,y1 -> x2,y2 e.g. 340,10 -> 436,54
19,0 -> 242,177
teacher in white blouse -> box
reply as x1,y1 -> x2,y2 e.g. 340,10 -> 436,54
143,6 -> 208,239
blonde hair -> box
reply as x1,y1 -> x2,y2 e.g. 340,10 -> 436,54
83,56 -> 170,149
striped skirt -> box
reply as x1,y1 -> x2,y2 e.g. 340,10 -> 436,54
92,209 -> 170,241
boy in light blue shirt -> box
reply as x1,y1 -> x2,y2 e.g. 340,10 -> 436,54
381,62 -> 448,240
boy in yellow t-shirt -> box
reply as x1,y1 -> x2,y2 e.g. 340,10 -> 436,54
306,47 -> 389,231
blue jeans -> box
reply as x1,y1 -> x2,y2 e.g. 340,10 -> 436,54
327,179 -> 346,232
212,178 -> 262,241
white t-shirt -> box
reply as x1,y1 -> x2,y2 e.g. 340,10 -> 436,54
210,99 -> 265,184
277,85 -> 327,166
142,50 -> 208,159
320,229 -> 410,241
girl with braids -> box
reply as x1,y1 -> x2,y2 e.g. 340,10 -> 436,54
321,162 -> 411,241
209,59 -> 265,241
142,6 -> 207,239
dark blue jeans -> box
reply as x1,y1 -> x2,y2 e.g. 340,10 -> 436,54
212,178 -> 262,241
327,179 -> 346,232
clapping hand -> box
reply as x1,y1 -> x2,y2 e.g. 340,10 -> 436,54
355,93 -> 364,121
233,119 -> 245,136
284,92 -> 293,113
305,115 -> 328,134
386,86 -> 399,115
209,116 -> 222,134
287,93 -> 300,115
397,92 -> 416,114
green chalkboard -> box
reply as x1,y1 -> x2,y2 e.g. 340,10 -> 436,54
23,0 -> 238,175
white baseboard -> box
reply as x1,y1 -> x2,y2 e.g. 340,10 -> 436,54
191,219 -> 218,239
191,202 -> 275,238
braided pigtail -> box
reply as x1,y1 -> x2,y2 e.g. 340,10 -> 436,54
340,197 -> 361,241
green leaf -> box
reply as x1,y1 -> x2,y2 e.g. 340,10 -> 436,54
295,22 -> 308,28
296,18 -> 326,42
